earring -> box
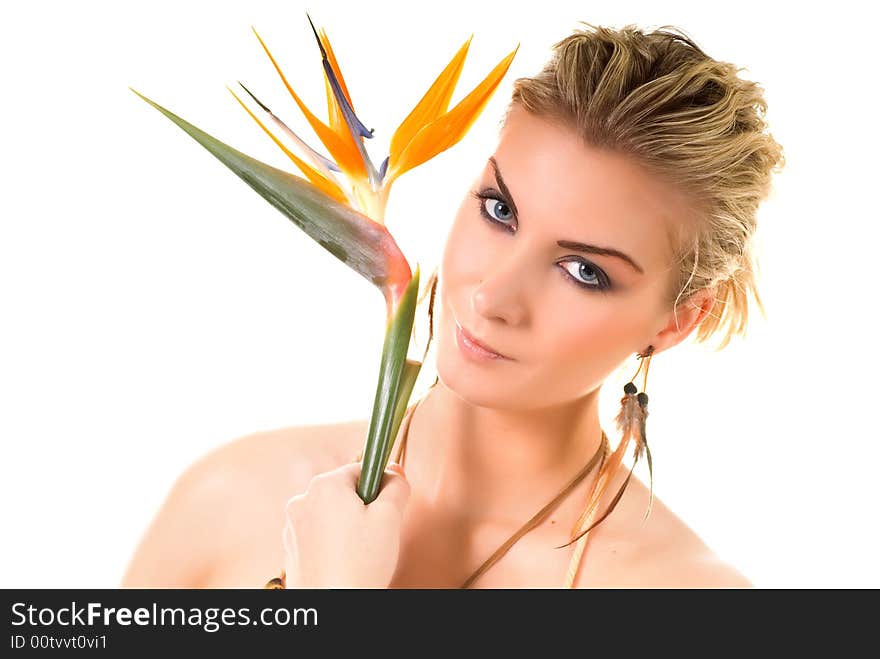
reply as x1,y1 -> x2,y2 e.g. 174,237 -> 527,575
621,345 -> 654,521
566,345 -> 656,545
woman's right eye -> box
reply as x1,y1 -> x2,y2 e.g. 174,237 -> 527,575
471,190 -> 516,231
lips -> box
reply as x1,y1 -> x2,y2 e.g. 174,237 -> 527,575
456,322 -> 511,359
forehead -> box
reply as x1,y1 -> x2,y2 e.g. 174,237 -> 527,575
491,106 -> 696,271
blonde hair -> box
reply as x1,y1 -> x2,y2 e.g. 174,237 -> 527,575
422,24 -> 784,350
500,22 -> 784,350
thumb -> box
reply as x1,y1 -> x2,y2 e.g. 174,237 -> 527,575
376,463 -> 411,513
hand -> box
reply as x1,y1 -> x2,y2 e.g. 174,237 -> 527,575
282,460 -> 411,588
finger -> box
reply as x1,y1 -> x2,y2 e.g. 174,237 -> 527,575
375,467 -> 411,514
308,462 -> 368,505
282,519 -> 295,557
339,460 -> 366,488
311,461 -> 362,489
282,521 -> 298,588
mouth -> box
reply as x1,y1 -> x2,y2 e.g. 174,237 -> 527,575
455,321 -> 512,360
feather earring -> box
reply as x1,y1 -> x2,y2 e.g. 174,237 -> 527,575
629,345 -> 653,522
560,346 -> 655,549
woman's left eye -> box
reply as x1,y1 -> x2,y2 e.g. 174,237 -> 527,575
559,259 -> 609,290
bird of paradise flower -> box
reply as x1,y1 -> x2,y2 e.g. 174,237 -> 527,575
130,15 -> 518,504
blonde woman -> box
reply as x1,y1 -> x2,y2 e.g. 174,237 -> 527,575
122,22 -> 784,589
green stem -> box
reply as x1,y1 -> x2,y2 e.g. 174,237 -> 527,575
381,359 -> 423,467
356,266 -> 421,504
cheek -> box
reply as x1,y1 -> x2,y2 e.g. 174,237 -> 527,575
533,299 -> 648,385
540,306 -> 619,363
440,206 -> 485,287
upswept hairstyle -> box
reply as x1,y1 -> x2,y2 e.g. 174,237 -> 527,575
422,21 -> 784,351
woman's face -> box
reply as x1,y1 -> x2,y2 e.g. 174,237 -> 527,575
434,104 -> 701,411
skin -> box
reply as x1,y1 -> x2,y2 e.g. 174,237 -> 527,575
121,105 -> 752,589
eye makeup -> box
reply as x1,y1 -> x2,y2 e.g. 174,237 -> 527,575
469,187 -> 613,293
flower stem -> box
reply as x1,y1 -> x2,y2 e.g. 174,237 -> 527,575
356,266 -> 421,504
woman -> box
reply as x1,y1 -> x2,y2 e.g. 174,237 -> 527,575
122,22 -> 784,588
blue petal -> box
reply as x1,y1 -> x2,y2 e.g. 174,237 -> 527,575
306,13 -> 374,140
379,156 -> 389,182
238,81 -> 341,173
305,13 -> 379,186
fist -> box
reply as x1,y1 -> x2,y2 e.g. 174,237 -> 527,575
282,460 -> 411,588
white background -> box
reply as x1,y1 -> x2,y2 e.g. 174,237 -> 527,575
1,0 -> 877,588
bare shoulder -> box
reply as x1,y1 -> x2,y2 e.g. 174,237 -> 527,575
184,415 -> 370,492
121,416 -> 369,588
581,466 -> 753,589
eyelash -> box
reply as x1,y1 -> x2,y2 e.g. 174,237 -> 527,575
470,188 -> 613,293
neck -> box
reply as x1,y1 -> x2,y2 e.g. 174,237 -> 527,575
404,380 -> 605,528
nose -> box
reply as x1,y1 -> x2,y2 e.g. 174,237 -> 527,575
470,244 -> 532,326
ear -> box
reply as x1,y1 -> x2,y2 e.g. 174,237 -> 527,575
647,287 -> 716,355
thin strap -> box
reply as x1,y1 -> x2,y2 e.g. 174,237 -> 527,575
392,387 -> 608,589
458,433 -> 607,589
562,442 -> 611,588
393,376 -> 439,467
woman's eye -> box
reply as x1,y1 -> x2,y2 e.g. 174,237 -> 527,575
473,190 -> 516,229
559,259 -> 609,290
483,197 -> 514,222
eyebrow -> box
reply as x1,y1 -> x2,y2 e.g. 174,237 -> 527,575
488,157 -> 645,275
556,240 -> 645,275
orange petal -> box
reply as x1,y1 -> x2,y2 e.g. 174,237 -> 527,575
251,26 -> 368,184
324,74 -> 345,137
388,35 -> 472,170
237,81 -> 341,176
386,45 -> 518,185
320,26 -> 354,134
305,16 -> 377,191
228,87 -> 350,206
